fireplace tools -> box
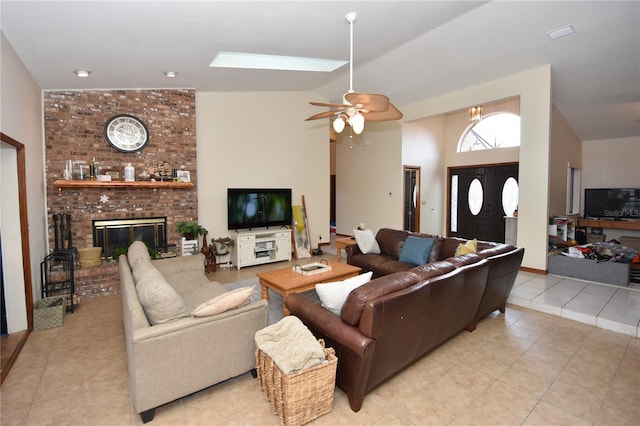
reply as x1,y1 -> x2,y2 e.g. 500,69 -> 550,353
53,213 -> 73,252
43,213 -> 76,311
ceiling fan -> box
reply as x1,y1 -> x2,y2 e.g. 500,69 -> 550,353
305,12 -> 403,134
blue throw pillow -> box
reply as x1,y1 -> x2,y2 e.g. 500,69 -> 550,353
398,236 -> 435,266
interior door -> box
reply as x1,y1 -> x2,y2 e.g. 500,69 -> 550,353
403,166 -> 420,232
448,164 -> 518,242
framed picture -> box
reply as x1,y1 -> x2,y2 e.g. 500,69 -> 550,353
176,170 -> 191,182
104,170 -> 120,180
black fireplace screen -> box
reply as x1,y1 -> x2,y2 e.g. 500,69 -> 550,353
93,217 -> 167,258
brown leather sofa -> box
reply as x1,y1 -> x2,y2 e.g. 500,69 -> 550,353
347,228 -> 524,326
286,259 -> 489,412
285,228 -> 524,412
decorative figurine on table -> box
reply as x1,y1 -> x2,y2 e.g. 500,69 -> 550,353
200,232 -> 217,273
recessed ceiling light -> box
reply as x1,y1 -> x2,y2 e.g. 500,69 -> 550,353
547,25 -> 575,40
209,51 -> 347,72
164,71 -> 177,78
74,70 -> 91,77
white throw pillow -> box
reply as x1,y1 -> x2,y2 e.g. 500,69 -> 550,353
353,229 -> 381,254
315,271 -> 373,316
191,286 -> 255,317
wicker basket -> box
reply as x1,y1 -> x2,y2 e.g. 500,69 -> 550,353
256,339 -> 337,426
33,296 -> 66,330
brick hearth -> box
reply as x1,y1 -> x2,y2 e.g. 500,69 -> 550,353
44,89 -> 198,299
74,262 -> 119,299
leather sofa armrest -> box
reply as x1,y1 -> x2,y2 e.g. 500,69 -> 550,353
285,293 -> 373,356
345,243 -> 363,262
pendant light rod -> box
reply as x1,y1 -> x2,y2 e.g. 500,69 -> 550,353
346,12 -> 357,93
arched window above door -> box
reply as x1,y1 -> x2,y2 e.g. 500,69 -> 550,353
457,112 -> 521,152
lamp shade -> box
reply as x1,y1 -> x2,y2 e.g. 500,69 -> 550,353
349,112 -> 365,134
333,116 -> 346,133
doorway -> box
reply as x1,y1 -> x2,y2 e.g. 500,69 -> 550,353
448,163 -> 518,242
403,166 -> 421,232
1,132 -> 34,383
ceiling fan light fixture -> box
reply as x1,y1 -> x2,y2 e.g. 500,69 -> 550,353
333,116 -> 346,133
304,11 -> 402,132
349,112 -> 365,134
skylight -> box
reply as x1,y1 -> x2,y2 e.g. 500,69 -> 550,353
209,52 -> 347,72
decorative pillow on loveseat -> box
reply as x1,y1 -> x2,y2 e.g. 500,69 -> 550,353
128,240 -> 152,273
136,265 -> 188,325
455,238 -> 478,256
315,271 -> 373,315
399,236 -> 435,266
353,229 -> 381,254
191,286 -> 255,317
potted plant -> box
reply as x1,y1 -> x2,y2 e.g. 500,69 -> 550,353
212,236 -> 235,255
176,220 -> 208,255
176,220 -> 207,240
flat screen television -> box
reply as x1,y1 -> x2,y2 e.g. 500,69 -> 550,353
227,188 -> 292,230
584,188 -> 640,220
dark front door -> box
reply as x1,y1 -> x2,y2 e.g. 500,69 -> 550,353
403,166 -> 420,232
448,164 -> 518,242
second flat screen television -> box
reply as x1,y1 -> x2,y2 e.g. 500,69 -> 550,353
227,188 -> 292,230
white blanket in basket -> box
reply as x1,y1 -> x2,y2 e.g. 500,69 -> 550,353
255,316 -> 325,374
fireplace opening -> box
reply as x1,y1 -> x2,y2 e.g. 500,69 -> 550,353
93,217 -> 170,258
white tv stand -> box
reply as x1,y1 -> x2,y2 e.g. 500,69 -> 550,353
230,228 -> 292,269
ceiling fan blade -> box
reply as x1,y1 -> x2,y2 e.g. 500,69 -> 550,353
362,103 -> 403,122
345,92 -> 390,112
305,110 -> 342,121
309,101 -> 351,108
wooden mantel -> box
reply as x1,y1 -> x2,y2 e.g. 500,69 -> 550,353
53,180 -> 194,189
577,218 -> 640,231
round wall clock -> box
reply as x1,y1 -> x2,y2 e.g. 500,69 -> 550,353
104,114 -> 149,152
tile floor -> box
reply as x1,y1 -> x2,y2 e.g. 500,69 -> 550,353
509,271 -> 640,338
2,245 -> 639,425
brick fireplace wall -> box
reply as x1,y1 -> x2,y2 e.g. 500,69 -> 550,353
44,89 -> 198,299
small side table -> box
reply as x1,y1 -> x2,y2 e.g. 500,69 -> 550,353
334,237 -> 356,262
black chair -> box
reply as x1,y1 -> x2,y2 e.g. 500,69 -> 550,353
41,252 -> 75,313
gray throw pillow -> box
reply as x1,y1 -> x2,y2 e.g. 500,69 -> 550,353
136,267 -> 188,325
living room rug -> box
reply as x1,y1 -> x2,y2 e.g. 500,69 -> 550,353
223,278 -> 320,325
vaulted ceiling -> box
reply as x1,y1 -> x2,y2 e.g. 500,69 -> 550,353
2,1 -> 638,141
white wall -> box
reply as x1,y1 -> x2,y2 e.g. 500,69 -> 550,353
582,137 -> 640,189
196,92 -> 330,250
334,121 -> 404,235
0,143 -> 27,333
549,105 -> 583,217
402,116 -> 446,235
1,32 -> 46,331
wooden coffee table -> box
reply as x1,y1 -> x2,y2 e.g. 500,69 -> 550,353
257,260 -> 362,316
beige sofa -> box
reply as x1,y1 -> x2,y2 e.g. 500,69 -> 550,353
120,241 -> 268,423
